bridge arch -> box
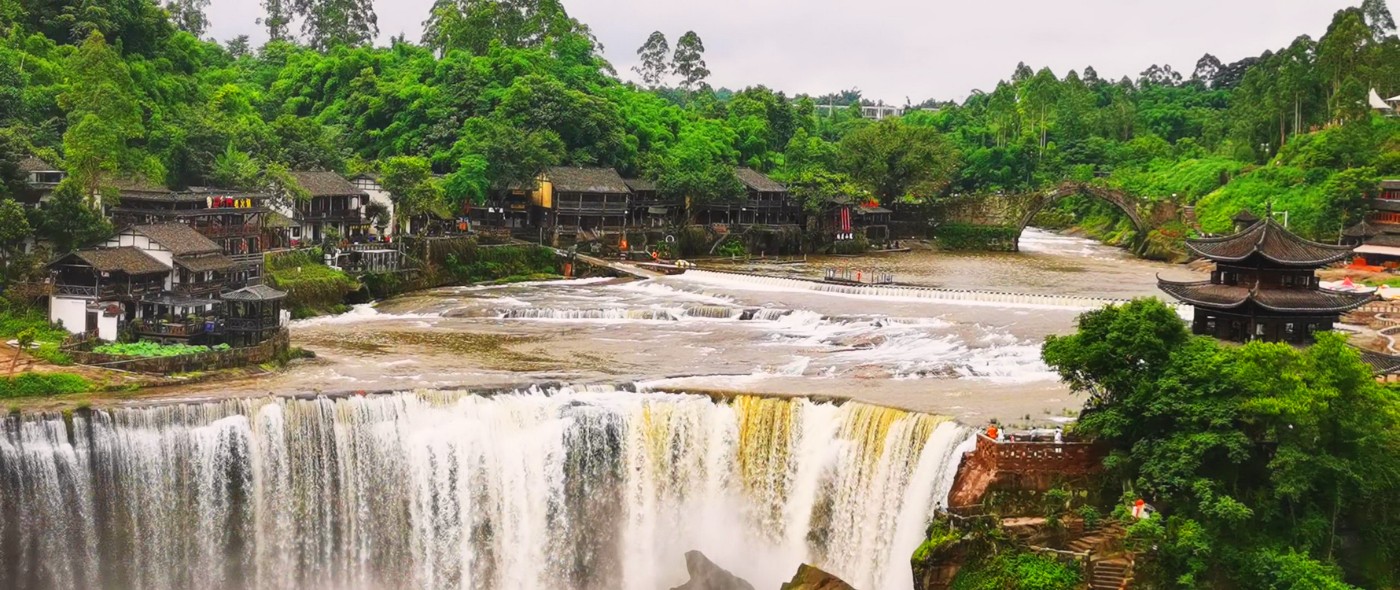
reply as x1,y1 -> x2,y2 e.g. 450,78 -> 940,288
1015,181 -> 1146,237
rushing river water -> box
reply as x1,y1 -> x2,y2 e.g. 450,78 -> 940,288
0,389 -> 971,590
0,230 -> 1190,590
146,229 -> 1186,424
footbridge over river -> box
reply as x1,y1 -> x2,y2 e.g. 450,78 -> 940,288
935,181 -> 1179,251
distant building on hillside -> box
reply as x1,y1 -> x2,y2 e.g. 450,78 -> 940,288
1340,179 -> 1400,264
1158,215 -> 1370,343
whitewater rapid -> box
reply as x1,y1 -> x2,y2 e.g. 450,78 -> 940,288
0,388 -> 972,590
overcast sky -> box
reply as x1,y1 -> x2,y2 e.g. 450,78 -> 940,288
205,0 -> 1396,103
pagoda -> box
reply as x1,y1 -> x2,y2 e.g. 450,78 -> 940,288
1158,215 -> 1372,344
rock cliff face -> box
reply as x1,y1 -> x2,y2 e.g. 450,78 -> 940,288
669,551 -> 755,590
779,564 -> 856,590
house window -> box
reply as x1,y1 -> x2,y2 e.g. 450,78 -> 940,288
1285,323 -> 1295,335
1282,275 -> 1293,287
1255,323 -> 1266,336
1307,323 -> 1318,334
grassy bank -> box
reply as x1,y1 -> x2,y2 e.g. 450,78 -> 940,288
0,300 -> 73,365
0,373 -> 92,398
265,249 -> 361,319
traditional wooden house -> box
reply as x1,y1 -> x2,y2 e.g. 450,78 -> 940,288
47,248 -> 169,341
15,156 -> 65,207
1342,180 -> 1400,263
534,167 -> 630,243
286,171 -> 369,244
692,168 -> 795,226
110,188 -> 269,286
1158,218 -> 1370,343
624,178 -> 680,228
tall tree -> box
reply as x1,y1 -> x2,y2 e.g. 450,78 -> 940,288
839,119 -> 960,204
58,32 -> 147,200
671,31 -> 710,91
164,0 -> 211,37
1191,53 -> 1222,85
633,31 -> 670,88
380,156 -> 445,234
35,179 -> 113,252
259,0 -> 293,41
225,35 -> 251,58
1361,0 -> 1397,41
294,0 -> 379,49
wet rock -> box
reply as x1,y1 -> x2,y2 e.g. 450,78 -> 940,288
669,551 -> 755,590
779,564 -> 855,590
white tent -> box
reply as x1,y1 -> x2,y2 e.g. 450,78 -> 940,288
1370,89 -> 1393,110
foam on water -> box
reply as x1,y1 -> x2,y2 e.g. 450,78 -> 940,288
0,389 -> 971,590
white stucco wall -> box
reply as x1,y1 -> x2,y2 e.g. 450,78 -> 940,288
49,297 -> 88,335
96,309 -> 120,342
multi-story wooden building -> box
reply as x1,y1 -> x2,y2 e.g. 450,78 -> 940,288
110,188 -> 269,286
1158,217 -> 1370,343
692,168 -> 795,226
1343,180 -> 1400,264
534,167 -> 631,243
48,247 -> 169,341
47,224 -> 286,345
287,171 -> 369,244
624,178 -> 681,228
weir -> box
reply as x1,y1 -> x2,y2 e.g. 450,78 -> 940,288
0,387 -> 972,590
678,269 -> 1175,310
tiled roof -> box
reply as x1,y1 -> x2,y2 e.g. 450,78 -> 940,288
1382,180 -> 1400,190
122,190 -> 268,203
1365,233 -> 1400,248
623,178 -> 657,192
1187,218 -> 1353,266
222,284 -> 287,301
67,247 -> 170,275
1358,349 -> 1400,375
546,167 -> 630,193
173,254 -> 237,273
111,176 -> 170,194
289,171 -> 365,197
1157,278 -> 1373,312
130,224 -> 222,256
18,156 -> 57,172
1343,220 -> 1380,238
736,168 -> 786,193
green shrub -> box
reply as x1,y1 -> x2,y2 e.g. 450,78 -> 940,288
715,239 -> 747,258
935,223 -> 1021,251
950,551 -> 1082,590
0,373 -> 92,398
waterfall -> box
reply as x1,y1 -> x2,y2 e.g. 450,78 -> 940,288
0,388 -> 971,590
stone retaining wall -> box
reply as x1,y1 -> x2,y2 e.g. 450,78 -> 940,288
68,329 -> 291,374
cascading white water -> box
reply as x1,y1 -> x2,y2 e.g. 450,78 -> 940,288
0,388 -> 971,590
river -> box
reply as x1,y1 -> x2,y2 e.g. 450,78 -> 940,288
155,228 -> 1188,426
0,229 -> 1192,590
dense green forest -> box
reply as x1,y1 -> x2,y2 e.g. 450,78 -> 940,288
0,0 -> 1396,271
1044,299 -> 1400,589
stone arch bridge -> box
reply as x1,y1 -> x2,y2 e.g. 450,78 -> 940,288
934,181 -> 1178,251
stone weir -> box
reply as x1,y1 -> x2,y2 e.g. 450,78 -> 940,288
678,269 -> 1172,311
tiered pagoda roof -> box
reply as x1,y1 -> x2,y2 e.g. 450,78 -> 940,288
1187,218 -> 1353,266
1156,280 -> 1373,313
